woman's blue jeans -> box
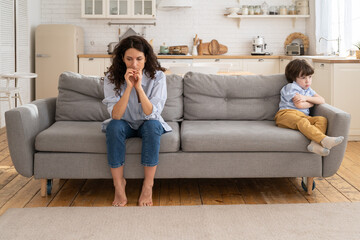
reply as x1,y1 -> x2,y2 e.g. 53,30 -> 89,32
106,119 -> 165,168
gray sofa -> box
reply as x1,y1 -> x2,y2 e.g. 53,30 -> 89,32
5,71 -> 351,196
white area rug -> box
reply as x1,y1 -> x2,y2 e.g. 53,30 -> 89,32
0,203 -> 359,240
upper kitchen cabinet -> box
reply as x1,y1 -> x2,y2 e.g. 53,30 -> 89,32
133,0 -> 155,18
82,0 -> 107,18
107,0 -> 131,18
81,0 -> 156,19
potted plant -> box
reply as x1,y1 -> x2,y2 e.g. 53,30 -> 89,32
354,41 -> 360,59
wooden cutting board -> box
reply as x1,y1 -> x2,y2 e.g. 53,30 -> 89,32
209,40 -> 220,55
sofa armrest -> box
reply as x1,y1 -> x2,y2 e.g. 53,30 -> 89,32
313,103 -> 351,177
5,98 -> 56,177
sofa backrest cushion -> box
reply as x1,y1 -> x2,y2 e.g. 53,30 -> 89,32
56,72 -> 184,122
183,72 -> 288,120
161,74 -> 183,121
56,72 -> 110,121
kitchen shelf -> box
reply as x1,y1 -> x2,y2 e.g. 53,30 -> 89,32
225,14 -> 310,28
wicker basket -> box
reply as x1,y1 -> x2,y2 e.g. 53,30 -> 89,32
356,50 -> 360,59
169,45 -> 189,55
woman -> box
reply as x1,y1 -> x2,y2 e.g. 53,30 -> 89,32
102,35 -> 171,207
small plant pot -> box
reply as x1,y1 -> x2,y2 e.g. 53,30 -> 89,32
356,50 -> 360,59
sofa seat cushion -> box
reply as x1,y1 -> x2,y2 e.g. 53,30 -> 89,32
181,120 -> 310,152
35,121 -> 180,153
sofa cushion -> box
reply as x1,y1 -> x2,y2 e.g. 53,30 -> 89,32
55,72 -> 183,122
35,121 -> 180,153
181,120 -> 310,152
161,74 -> 183,122
56,72 -> 110,121
183,72 -> 288,120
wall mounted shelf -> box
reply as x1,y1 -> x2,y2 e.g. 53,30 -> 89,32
225,14 -> 310,28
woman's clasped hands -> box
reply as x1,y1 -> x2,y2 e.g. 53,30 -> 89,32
125,68 -> 142,89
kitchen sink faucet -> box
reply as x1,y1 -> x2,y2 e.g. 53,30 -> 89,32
319,36 -> 341,55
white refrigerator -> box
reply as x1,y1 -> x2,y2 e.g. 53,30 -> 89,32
35,24 -> 84,99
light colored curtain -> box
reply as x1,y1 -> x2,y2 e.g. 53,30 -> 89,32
316,0 -> 352,55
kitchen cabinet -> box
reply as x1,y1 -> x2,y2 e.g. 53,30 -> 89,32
81,0 -> 156,19
158,59 -> 193,69
132,0 -> 155,18
312,63 -> 332,103
312,62 -> 360,140
279,58 -> 291,73
243,59 -> 279,75
79,57 -> 111,76
81,0 -> 106,18
192,59 -> 243,72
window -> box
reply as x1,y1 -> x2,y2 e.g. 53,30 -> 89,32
351,0 -> 360,48
315,0 -> 352,55
0,0 -> 29,127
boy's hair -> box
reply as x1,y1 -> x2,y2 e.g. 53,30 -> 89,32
285,59 -> 314,83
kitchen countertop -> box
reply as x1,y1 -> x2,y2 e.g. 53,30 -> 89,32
78,54 -> 360,63
78,54 -> 280,59
310,57 -> 360,63
280,55 -> 360,63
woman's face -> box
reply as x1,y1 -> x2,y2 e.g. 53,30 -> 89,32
123,48 -> 146,71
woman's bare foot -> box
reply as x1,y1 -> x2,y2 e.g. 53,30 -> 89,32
112,178 -> 127,207
138,183 -> 153,206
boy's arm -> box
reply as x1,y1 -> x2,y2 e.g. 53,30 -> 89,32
292,93 -> 314,109
294,101 -> 314,109
305,94 -> 325,105
293,93 -> 325,106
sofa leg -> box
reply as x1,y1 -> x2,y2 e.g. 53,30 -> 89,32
307,177 -> 314,195
41,179 -> 47,197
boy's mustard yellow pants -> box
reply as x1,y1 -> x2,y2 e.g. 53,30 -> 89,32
274,109 -> 327,144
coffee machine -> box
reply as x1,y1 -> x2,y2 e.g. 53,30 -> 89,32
251,36 -> 269,55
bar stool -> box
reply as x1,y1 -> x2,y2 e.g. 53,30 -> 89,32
0,72 -> 37,126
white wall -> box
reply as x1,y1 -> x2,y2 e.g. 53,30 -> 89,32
38,0 -> 312,55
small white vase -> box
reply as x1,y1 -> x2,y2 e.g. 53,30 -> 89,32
192,46 -> 198,56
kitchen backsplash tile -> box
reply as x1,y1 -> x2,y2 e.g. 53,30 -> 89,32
41,0 -> 309,55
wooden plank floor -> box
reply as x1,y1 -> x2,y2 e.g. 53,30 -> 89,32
1,127 -> 360,215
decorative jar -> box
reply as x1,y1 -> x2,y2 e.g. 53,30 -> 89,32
261,1 -> 268,15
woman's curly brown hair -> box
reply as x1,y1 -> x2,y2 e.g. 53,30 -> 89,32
106,35 -> 165,95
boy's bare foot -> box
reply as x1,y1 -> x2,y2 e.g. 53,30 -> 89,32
138,183 -> 153,207
112,178 -> 127,207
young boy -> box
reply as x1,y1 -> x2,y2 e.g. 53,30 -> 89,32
275,59 -> 344,156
